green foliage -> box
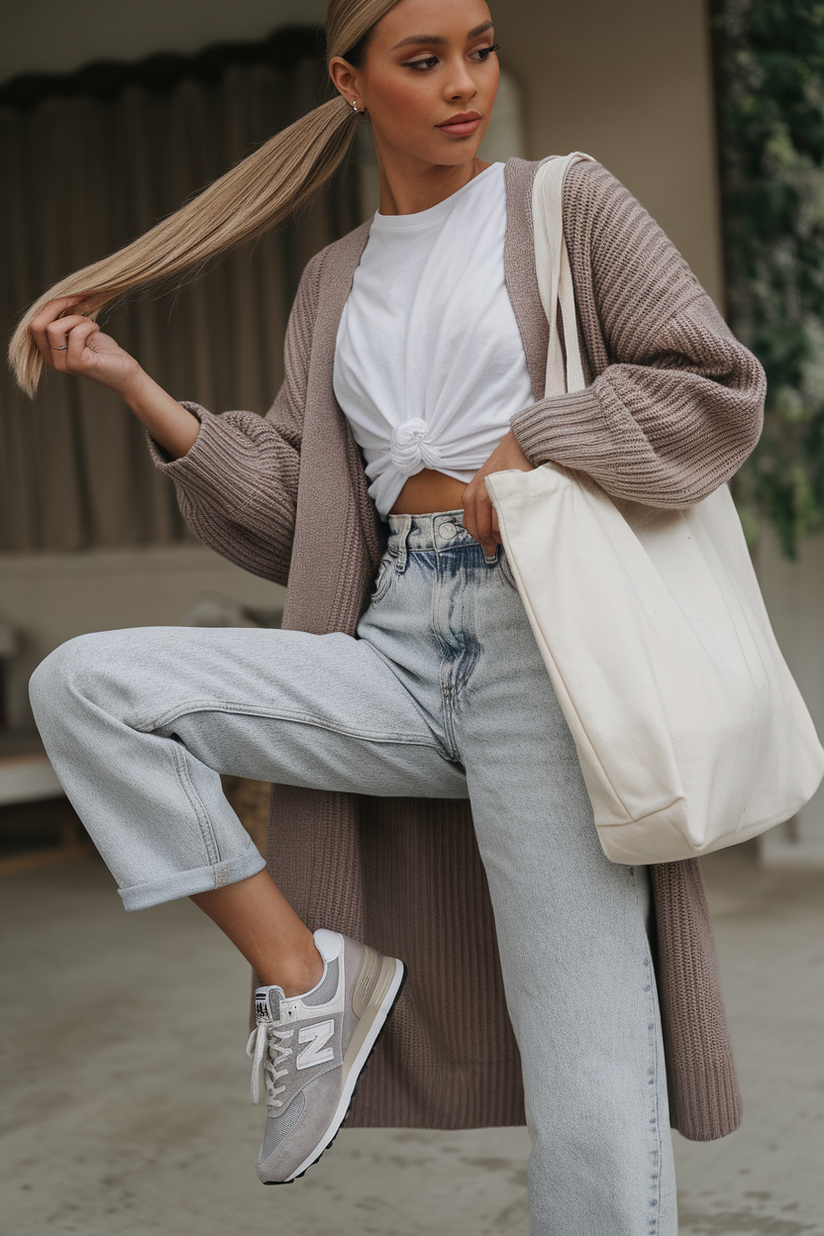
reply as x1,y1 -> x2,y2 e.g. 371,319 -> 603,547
715,0 -> 824,554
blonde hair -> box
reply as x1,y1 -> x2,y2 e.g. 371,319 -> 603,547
9,0 -> 401,396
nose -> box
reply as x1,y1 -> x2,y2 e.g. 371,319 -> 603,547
444,57 -> 478,102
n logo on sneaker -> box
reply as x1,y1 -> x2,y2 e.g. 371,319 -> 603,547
296,1019 -> 336,1070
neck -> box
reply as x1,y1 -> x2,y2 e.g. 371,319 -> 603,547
375,150 -> 491,216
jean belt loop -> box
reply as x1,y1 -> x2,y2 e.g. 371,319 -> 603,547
395,514 -> 412,573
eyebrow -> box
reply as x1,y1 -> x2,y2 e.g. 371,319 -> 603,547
391,21 -> 495,51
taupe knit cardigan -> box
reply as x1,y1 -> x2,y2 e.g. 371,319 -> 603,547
152,157 -> 766,1141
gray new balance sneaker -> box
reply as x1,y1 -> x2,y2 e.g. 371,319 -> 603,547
246,928 -> 406,1184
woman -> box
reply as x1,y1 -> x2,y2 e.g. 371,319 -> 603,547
10,0 -> 765,1231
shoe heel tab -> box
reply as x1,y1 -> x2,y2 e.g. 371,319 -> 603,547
313,928 -> 343,961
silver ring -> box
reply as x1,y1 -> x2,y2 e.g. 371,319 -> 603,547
51,343 -> 69,350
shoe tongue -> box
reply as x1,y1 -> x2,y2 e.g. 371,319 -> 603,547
254,985 -> 285,1021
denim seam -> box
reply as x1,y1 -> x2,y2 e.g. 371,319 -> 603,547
430,569 -> 462,761
436,659 -> 460,761
170,740 -> 222,870
137,700 -> 444,750
392,513 -> 412,571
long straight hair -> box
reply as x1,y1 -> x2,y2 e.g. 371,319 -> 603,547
9,0 -> 401,396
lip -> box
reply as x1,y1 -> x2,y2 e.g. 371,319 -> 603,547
436,111 -> 482,136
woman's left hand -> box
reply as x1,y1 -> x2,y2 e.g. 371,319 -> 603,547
462,429 -> 534,556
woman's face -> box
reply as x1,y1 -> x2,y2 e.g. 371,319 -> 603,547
337,0 -> 499,169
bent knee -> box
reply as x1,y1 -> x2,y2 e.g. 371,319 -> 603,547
29,630 -> 130,720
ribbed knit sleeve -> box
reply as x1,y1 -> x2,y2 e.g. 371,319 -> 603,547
147,251 -> 324,584
511,162 -> 766,507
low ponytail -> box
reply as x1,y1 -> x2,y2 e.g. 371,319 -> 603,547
9,0 -> 401,396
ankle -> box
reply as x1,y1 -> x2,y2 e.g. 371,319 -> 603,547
276,942 -> 325,998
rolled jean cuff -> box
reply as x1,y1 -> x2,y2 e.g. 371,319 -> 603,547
118,839 -> 266,911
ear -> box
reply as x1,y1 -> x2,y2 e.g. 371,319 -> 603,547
329,57 -> 360,108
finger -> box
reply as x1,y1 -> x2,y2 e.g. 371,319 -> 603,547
29,296 -> 87,358
463,482 -> 495,554
45,314 -> 94,358
461,482 -> 480,542
53,320 -> 100,374
67,319 -> 100,355
31,303 -> 86,365
476,498 -> 495,555
491,507 -> 502,545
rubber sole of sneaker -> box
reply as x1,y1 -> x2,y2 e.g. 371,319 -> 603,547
264,957 -> 407,1185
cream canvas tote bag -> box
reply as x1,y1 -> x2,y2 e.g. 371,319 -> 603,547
485,153 -> 824,865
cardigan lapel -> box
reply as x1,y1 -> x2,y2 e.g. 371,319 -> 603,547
503,158 -> 549,404
284,219 -> 384,636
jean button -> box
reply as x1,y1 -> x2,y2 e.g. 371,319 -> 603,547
440,521 -> 458,540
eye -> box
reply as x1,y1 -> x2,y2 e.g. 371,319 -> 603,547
401,55 -> 440,72
471,43 -> 500,62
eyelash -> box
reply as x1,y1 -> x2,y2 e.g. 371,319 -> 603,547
402,43 -> 500,72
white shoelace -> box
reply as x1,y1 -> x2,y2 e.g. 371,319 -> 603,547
247,1022 -> 295,1107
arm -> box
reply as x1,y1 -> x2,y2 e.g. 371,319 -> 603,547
510,161 -> 766,508
28,294 -> 203,458
145,252 -> 324,584
28,255 -> 323,584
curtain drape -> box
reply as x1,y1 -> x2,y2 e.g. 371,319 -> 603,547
0,37 -> 360,551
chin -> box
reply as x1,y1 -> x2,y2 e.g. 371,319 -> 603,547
424,138 -> 486,165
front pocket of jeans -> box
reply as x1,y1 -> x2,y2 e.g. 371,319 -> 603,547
370,555 -> 394,603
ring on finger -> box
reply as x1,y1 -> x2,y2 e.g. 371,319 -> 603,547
50,342 -> 69,350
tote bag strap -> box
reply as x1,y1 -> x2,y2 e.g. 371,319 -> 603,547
531,152 -> 594,397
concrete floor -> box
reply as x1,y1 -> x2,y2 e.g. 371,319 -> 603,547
1,844 -> 823,1236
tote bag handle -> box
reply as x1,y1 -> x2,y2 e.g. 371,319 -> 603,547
531,153 -> 593,398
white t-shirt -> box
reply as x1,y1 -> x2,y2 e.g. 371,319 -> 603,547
333,163 -> 535,516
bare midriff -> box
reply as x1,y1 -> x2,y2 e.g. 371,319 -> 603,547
388,469 -> 468,516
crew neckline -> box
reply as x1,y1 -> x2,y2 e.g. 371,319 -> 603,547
372,162 -> 504,232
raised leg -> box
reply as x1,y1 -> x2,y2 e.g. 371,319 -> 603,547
28,623 -> 465,912
191,871 -> 323,995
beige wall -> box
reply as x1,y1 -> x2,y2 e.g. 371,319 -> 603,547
493,0 -> 724,305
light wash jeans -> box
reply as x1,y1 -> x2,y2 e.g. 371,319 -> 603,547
30,511 -> 677,1235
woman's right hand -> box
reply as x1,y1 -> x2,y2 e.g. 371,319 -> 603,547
29,295 -> 142,398
28,293 -> 200,460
